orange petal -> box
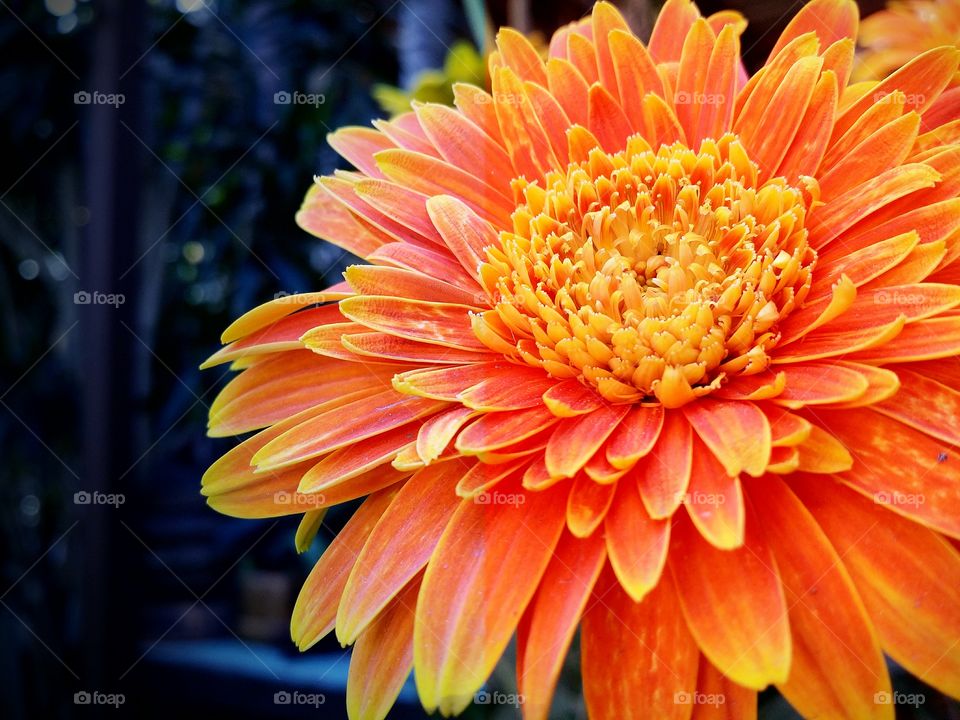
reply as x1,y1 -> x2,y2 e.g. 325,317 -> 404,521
416,406 -> 474,463
291,489 -> 396,650
368,241 -> 478,290
609,29 -> 663,134
253,390 -> 446,470
346,575 -> 420,720
648,0 -> 702,64
342,332 -> 497,365
685,435 -> 745,550
767,0 -> 858,64
496,27 -> 547,85
354,178 -> 444,247
219,292 -> 350,345
414,478 -> 568,714
545,405 -> 629,478
815,408 -> 960,538
795,423 -> 853,473
637,409 -> 693,518
670,511 -> 792,690
336,462 -> 461,644
344,264 -> 482,307
456,405 -> 560,454
457,457 -> 529,498
683,399 -> 770,477
566,472 -> 617,537
340,295 -> 487,351
587,83 -> 632,153
327,126 -> 393,178
581,566 -> 699,720
542,379 -> 605,417
426,194 -> 499,283
605,477 -> 670,601
546,57 -> 590,127
793,476 -> 960,698
606,404 -> 665,469
591,1 -> 630,94
517,530 -> 606,720
777,70 -> 839,183
876,369 -> 960,446
772,315 -> 906,363
770,361 -> 870,408
690,655 -> 757,720
849,315 -> 960,363
747,475 -> 892,720
674,19 -> 717,144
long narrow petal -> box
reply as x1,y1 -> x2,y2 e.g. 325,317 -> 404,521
414,479 -> 568,715
670,512 -> 792,689
605,478 -> 670,601
748,475 -> 892,720
581,566 -> 700,720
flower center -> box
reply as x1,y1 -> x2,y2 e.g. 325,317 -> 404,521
473,134 -> 818,407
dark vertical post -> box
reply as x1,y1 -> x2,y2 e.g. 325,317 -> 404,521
77,0 -> 144,693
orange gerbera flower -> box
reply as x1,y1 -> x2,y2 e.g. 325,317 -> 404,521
854,0 -> 960,83
202,1 -> 960,718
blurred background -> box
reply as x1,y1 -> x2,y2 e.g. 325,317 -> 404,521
1,0 -> 956,718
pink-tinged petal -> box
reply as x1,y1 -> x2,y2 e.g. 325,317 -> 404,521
456,405 -> 560,454
605,478 -> 670,602
452,83 -> 503,143
747,475 -> 892,720
343,264 -> 483,307
374,148 -> 514,228
253,390 -> 447,470
343,332 -> 497,365
814,408 -> 960,539
792,476 -> 960,698
517,531 -> 606,720
336,462 -> 461,644
414,103 -> 515,193
392,362 -> 519,401
346,575 -> 420,720
201,304 -> 345,369
426,194 -> 500,283
685,435 -> 745,550
353,179 -> 444,247
414,477 -> 568,715
327,126 -> 393,178
567,473 -> 617,538
581,566 -> 699,720
367,241 -> 479,291
670,511 -> 792,690
545,405 -> 629,478
297,422 -> 417,494
637,410 -> 693,518
340,296 -> 488,352
683,400 -> 770,477
291,489 -> 397,650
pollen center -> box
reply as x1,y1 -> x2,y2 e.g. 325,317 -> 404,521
473,134 -> 818,407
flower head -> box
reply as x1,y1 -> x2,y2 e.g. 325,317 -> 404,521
203,1 -> 960,718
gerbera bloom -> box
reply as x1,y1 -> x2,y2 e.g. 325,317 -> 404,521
202,1 -> 960,718
854,0 -> 960,83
